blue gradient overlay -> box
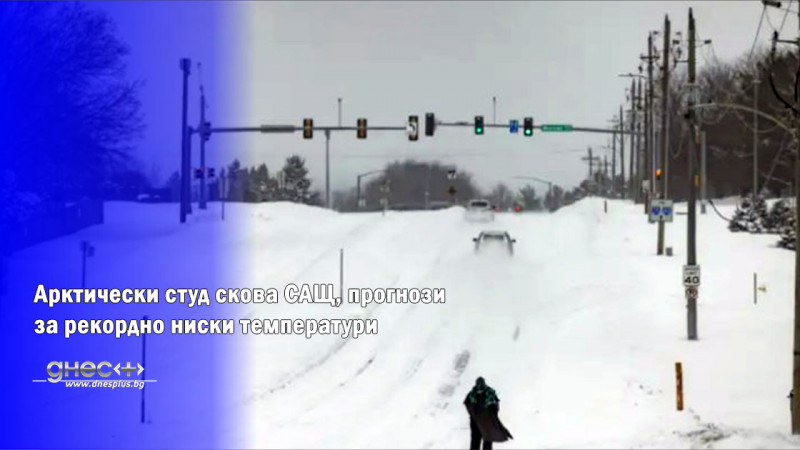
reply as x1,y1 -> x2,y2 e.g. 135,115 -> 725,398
0,2 -> 237,448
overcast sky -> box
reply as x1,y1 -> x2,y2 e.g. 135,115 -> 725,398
100,0 -> 792,197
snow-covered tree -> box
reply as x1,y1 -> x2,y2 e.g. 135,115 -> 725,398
764,199 -> 793,234
276,155 -> 314,204
778,206 -> 796,250
729,195 -> 768,233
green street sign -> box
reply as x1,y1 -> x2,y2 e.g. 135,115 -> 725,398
540,124 -> 573,132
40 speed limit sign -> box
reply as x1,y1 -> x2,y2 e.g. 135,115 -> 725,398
683,265 -> 701,287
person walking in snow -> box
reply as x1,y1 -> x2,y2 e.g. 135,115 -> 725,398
464,377 -> 513,449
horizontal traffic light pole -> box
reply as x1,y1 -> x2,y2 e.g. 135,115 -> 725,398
435,121 -> 641,135
203,122 -> 640,136
206,125 -> 408,133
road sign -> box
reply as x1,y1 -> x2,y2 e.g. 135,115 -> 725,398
683,265 -> 701,287
540,124 -> 573,132
648,198 -> 674,223
509,120 -> 519,134
380,198 -> 388,206
685,287 -> 698,300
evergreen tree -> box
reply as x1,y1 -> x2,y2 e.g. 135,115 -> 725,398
764,199 -> 793,234
280,155 -> 314,204
778,205 -> 796,250
729,195 -> 768,233
517,185 -> 539,210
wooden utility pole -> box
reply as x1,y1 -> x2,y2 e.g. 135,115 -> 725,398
637,77 -> 645,204
657,16 -> 670,256
620,104 -> 626,199
198,73 -> 207,210
763,2 -> 800,430
630,79 -> 638,200
648,33 -> 656,201
687,8 -> 698,340
793,1 -> 800,433
612,130 -> 617,195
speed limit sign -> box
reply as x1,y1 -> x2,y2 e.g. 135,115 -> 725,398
683,265 -> 701,287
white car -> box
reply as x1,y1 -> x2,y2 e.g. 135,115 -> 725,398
473,230 -> 516,256
464,199 -> 495,222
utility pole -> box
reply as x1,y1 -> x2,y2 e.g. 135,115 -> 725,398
198,66 -> 207,210
493,96 -> 497,125
179,58 -> 191,224
658,16 -> 670,256
637,77 -> 645,203
612,130 -> 617,195
630,79 -> 637,200
325,130 -> 331,209
701,130 -> 707,214
793,2 -> 800,434
338,97 -> 342,127
687,7 -> 698,340
620,104 -> 626,199
641,32 -> 656,211
753,78 -> 760,197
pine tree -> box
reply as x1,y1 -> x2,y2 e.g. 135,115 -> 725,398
280,155 -> 313,204
764,199 -> 793,233
729,195 -> 767,233
778,205 -> 796,250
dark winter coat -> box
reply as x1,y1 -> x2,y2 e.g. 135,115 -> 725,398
464,385 -> 513,443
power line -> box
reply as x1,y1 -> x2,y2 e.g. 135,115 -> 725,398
750,5 -> 767,62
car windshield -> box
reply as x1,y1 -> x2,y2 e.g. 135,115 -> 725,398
483,234 -> 506,241
470,201 -> 489,208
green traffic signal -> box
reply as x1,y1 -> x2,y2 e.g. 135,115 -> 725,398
474,115 -> 484,135
524,129 -> 532,136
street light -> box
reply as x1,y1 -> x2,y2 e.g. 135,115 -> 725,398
513,175 -> 554,197
356,169 -> 386,209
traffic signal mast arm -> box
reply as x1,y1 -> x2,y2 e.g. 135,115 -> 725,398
434,120 -> 643,135
197,120 -> 645,136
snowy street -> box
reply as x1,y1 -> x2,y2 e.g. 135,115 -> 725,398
217,198 -> 800,448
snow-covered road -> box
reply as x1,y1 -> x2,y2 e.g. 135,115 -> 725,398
225,198 -> 800,449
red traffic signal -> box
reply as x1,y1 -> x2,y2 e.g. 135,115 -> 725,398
656,169 -> 663,180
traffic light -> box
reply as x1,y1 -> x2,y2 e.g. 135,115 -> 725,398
474,116 -> 484,135
357,118 -> 367,139
208,168 -> 215,178
408,115 -> 419,141
523,117 -> 533,136
303,118 -> 313,139
194,168 -> 204,179
425,113 -> 436,136
199,121 -> 211,142
656,169 -> 663,180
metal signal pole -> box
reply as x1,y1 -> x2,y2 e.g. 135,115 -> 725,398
687,8 -> 698,340
179,58 -> 191,224
658,16 -> 670,256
